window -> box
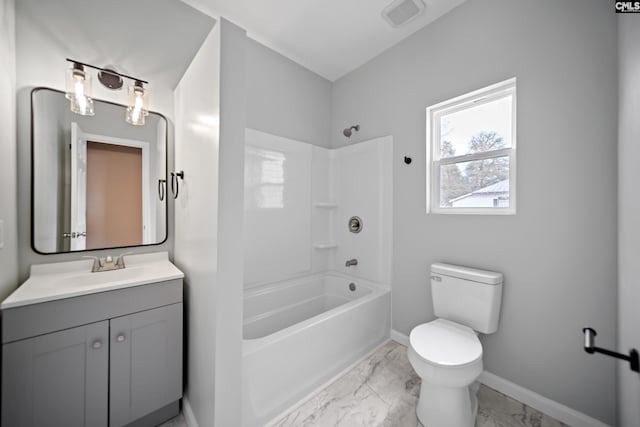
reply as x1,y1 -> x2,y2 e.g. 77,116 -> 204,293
426,78 -> 516,214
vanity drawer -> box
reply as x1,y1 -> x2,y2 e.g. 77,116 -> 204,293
2,279 -> 182,344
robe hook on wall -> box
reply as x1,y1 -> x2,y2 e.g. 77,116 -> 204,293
171,171 -> 184,199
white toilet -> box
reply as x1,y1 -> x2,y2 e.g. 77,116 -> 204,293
408,263 -> 503,427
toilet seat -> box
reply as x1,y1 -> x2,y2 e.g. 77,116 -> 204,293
409,318 -> 482,367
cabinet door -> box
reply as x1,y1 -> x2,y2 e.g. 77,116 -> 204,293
1,321 -> 109,427
109,303 -> 183,426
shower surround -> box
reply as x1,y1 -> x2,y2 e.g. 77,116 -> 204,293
241,129 -> 393,426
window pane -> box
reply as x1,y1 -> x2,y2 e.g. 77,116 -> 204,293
439,95 -> 512,159
439,156 -> 509,208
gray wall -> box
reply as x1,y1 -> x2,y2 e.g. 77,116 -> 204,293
331,0 -> 618,423
0,0 -> 18,301
618,15 -> 640,427
14,0 -> 177,282
246,38 -> 332,148
214,19 -> 246,425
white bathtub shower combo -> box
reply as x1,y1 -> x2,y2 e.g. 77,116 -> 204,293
242,273 -> 390,426
241,129 -> 393,426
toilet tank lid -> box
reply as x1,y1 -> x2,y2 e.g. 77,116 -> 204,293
431,263 -> 503,285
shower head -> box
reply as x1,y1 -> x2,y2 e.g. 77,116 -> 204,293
343,125 -> 360,138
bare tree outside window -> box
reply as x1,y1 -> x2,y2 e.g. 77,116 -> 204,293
439,132 -> 509,206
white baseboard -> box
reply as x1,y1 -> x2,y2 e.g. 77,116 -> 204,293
478,371 -> 609,427
182,397 -> 199,427
390,330 -> 608,427
391,329 -> 409,347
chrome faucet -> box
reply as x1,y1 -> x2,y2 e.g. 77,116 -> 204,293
115,252 -> 133,268
84,256 -> 103,272
345,258 -> 358,267
84,252 -> 133,273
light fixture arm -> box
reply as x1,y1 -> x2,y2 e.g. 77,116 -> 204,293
65,58 -> 148,85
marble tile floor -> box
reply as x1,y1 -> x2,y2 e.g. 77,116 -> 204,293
160,340 -> 568,427
158,412 -> 187,427
272,341 -> 569,427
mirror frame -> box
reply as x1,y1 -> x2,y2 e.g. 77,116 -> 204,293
30,87 -> 169,254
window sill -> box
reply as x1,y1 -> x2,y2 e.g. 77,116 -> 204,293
428,208 -> 516,215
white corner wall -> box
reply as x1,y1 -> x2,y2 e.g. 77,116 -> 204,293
174,17 -> 246,427
618,15 -> 640,427
331,0 -> 618,424
174,21 -> 221,427
0,0 -> 18,300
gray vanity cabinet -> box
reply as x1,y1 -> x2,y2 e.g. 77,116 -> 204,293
109,303 -> 183,427
1,279 -> 183,427
2,321 -> 109,427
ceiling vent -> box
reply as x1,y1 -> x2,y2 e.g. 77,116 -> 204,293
382,0 -> 426,28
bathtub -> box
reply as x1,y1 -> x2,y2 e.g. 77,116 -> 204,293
241,272 -> 391,426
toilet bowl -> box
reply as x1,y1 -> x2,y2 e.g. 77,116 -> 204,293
408,319 -> 483,427
408,263 -> 503,427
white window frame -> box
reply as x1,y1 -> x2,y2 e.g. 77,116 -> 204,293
426,78 -> 517,215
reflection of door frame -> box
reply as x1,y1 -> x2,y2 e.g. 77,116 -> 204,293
83,132 -> 152,245
70,123 -> 88,251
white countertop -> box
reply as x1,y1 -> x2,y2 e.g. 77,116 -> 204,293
1,252 -> 184,309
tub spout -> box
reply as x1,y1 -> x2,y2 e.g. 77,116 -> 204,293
345,258 -> 358,267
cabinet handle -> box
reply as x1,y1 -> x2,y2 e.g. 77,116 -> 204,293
92,340 -> 102,349
116,334 -> 126,343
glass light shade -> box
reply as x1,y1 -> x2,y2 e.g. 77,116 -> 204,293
65,66 -> 94,116
125,82 -> 150,126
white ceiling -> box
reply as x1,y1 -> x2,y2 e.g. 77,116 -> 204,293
16,0 -> 215,90
182,0 -> 468,81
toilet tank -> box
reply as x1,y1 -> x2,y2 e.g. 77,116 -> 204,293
431,263 -> 503,334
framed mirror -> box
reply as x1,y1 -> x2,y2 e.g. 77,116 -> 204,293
31,87 -> 168,254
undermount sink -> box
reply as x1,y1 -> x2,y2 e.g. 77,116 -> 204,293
1,252 -> 184,309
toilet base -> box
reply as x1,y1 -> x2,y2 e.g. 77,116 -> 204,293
415,381 -> 479,427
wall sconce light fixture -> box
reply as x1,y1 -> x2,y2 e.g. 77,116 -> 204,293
65,62 -> 94,116
65,59 -> 150,125
98,66 -> 124,90
126,80 -> 150,126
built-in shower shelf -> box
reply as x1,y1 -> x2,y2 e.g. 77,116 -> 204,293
313,202 -> 338,209
313,242 -> 339,249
